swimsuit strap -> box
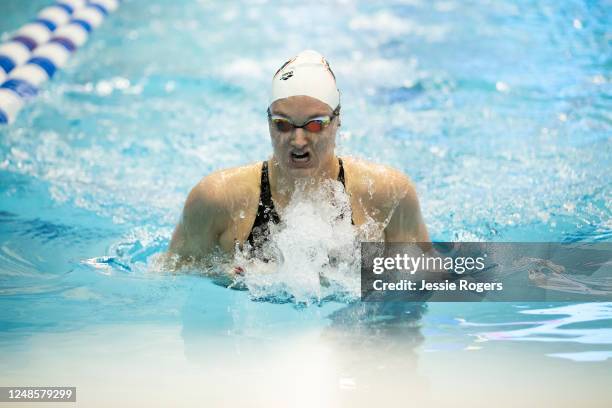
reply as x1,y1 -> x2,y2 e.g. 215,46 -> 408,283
247,161 -> 280,247
260,160 -> 272,215
335,157 -> 354,225
338,157 -> 346,188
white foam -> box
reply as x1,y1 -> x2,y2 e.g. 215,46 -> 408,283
349,11 -> 450,42
222,58 -> 265,80
235,180 -> 372,304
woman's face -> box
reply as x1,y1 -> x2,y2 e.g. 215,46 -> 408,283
268,95 -> 339,178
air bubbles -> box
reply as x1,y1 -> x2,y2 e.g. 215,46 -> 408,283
164,80 -> 176,93
495,81 -> 510,93
563,202 -> 575,213
591,75 -> 605,85
536,211 -> 550,223
429,145 -> 446,158
94,77 -> 132,96
95,81 -> 113,96
113,77 -> 130,90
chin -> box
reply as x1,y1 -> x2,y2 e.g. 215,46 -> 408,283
286,165 -> 317,178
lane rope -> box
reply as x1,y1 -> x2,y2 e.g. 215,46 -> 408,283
0,0 -> 120,124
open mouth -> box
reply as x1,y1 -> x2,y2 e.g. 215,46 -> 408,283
290,151 -> 310,162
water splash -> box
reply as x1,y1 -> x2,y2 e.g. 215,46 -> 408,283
233,179 -> 370,305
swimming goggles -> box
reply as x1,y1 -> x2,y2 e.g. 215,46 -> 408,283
267,106 -> 340,133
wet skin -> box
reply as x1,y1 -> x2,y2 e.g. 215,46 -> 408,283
169,96 -> 430,261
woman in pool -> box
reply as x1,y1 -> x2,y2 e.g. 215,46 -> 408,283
168,50 -> 430,264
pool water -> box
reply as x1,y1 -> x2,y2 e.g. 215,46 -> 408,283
1,0 -> 611,406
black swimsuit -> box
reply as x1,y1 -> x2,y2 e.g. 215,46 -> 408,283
246,158 -> 350,250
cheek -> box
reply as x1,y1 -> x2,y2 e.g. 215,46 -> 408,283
270,134 -> 288,151
314,135 -> 335,153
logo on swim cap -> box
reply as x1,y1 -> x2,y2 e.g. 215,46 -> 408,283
270,50 -> 340,110
274,57 -> 297,78
280,71 -> 294,81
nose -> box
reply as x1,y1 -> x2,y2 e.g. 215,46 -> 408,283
291,128 -> 308,149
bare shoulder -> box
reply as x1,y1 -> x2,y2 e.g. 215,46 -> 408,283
169,162 -> 262,258
342,156 -> 428,242
187,162 -> 261,207
342,156 -> 418,206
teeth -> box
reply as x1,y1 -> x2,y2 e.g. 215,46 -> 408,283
291,151 -> 309,163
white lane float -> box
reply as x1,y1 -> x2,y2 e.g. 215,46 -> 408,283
0,0 -> 120,124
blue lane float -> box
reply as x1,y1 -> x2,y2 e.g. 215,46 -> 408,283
0,0 -> 120,124
0,1 -> 77,83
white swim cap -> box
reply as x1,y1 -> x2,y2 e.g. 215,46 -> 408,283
270,50 -> 340,110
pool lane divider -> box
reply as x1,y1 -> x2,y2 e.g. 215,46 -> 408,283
0,0 -> 120,124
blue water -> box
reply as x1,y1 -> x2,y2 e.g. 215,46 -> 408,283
0,0 -> 611,405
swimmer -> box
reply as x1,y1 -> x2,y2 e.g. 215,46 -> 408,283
168,50 -> 430,267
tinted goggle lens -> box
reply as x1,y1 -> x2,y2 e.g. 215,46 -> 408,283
304,120 -> 325,132
273,119 -> 294,132
271,117 -> 330,133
